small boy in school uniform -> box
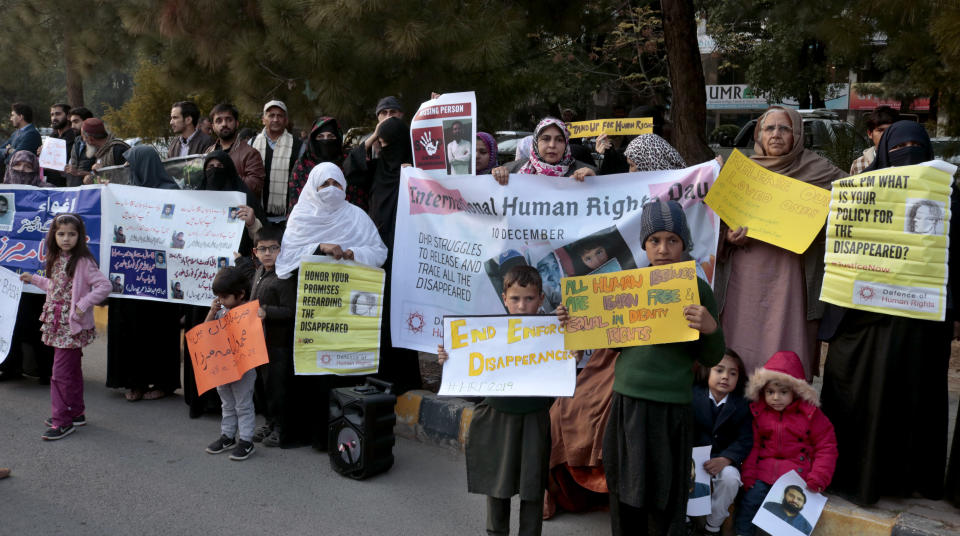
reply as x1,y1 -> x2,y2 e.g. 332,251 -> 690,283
438,265 -> 572,536
237,225 -> 297,447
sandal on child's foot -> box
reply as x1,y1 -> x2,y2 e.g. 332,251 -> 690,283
125,389 -> 143,402
142,389 -> 166,400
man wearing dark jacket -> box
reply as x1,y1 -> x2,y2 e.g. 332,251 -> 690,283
43,103 -> 76,186
1,103 -> 42,166
167,101 -> 213,158
81,118 -> 129,184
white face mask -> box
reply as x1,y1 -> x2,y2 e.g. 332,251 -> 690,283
316,185 -> 346,208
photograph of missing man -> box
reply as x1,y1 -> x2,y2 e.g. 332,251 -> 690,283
171,281 -> 184,299
154,251 -> 166,269
753,471 -> 827,536
443,119 -> 473,175
0,193 -> 14,231
161,203 -> 175,219
227,206 -> 239,222
904,198 -> 945,235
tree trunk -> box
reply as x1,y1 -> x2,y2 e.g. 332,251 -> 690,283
661,0 -> 714,164
63,32 -> 84,107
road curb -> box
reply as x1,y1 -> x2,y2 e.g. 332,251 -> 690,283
395,390 -> 958,536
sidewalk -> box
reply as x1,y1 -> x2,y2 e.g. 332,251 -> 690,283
395,348 -> 960,536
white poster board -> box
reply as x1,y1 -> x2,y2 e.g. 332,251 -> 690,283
752,470 -> 827,536
686,445 -> 712,516
410,91 -> 477,177
0,265 -> 23,363
38,137 -> 67,171
439,314 -> 576,397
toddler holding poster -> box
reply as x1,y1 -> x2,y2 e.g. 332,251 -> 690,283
203,267 -> 257,461
733,351 -> 837,535
603,199 -> 725,535
438,265 -> 570,536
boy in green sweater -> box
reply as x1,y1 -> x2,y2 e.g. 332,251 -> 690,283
604,199 -> 725,535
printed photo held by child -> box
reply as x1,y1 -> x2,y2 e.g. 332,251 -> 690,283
20,213 -> 111,440
734,351 -> 838,536
203,267 -> 257,461
437,265 -> 570,536
603,199 -> 725,535
691,349 -> 753,534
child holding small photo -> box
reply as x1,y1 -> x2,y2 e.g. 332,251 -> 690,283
438,265 -> 570,536
734,350 -> 838,536
691,349 -> 753,534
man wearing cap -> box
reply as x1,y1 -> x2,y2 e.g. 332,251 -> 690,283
250,100 -> 301,218
1,103 -> 42,166
81,118 -> 129,184
361,96 -> 404,159
204,103 -> 265,197
167,101 -> 213,158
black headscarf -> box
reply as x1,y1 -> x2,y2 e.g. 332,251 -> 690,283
368,117 -> 412,249
866,120 -> 934,171
201,150 -> 265,256
124,145 -> 179,190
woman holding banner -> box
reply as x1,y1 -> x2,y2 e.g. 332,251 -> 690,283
107,146 -> 182,402
714,106 -> 845,381
490,117 -> 596,184
1,150 -> 53,384
821,121 -> 955,505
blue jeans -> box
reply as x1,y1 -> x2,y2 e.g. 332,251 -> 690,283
733,480 -> 771,536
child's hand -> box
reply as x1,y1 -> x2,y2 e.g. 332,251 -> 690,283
437,344 -> 448,365
19,272 -> 32,283
555,304 -> 570,326
726,226 -> 748,246
232,251 -> 241,260
258,307 -> 266,319
210,297 -> 221,310
683,304 -> 717,334
703,456 -> 732,476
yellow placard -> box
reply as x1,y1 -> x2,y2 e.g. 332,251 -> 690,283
704,149 -> 831,254
294,257 -> 386,375
821,164 -> 952,320
561,261 -> 700,350
567,117 -> 653,138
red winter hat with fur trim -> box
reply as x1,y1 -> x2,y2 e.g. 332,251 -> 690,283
745,351 -> 820,407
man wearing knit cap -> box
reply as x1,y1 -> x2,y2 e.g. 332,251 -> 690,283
80,118 -> 129,184
361,96 -> 405,159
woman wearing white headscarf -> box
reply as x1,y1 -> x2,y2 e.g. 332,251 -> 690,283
276,162 -> 387,279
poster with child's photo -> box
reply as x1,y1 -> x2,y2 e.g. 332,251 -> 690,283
686,445 -> 712,516
0,193 -> 15,231
555,226 -> 636,277
752,470 -> 827,536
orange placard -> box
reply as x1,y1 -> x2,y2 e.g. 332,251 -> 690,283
185,300 -> 269,395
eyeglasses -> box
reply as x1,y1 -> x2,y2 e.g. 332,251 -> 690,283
254,245 -> 281,253
761,125 -> 793,135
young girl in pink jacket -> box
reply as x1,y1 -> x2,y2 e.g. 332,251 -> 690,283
734,351 -> 838,535
20,213 -> 110,441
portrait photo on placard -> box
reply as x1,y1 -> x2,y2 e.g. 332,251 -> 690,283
904,198 -> 945,235
0,193 -> 15,231
350,291 -> 379,317
752,470 -> 827,536
686,445 -> 712,516
553,225 -> 636,278
161,203 -> 175,219
227,206 -> 239,222
110,273 -> 125,294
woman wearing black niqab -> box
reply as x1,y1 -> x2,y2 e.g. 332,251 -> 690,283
821,121 -> 956,505
344,116 -> 421,394
107,146 -> 183,401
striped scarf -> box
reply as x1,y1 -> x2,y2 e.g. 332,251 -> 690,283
252,129 -> 293,215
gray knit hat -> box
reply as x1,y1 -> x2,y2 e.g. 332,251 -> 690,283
375,96 -> 403,116
639,199 -> 694,252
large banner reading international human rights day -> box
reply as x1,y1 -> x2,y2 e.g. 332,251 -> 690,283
391,163 -> 721,353
821,161 -> 955,320
294,256 -> 385,375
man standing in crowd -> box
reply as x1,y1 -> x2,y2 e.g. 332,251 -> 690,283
64,107 -> 94,186
850,105 -> 899,174
250,100 -> 300,219
1,103 -> 41,166
42,103 -> 76,186
361,96 -> 404,159
167,101 -> 212,158
80,118 -> 129,184
198,116 -> 213,137
205,103 -> 264,197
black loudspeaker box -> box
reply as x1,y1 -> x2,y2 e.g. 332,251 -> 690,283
328,377 -> 396,479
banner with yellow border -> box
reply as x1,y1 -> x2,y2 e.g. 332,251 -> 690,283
821,162 -> 953,320
567,117 -> 654,138
704,149 -> 831,254
294,256 -> 385,375
561,261 -> 700,350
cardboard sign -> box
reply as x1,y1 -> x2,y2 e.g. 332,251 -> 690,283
752,470 -> 827,536
561,261 -> 701,351
705,149 -> 831,254
821,161 -> 954,320
185,300 -> 269,395
0,266 -> 23,362
439,314 -> 576,397
38,137 -> 67,171
567,117 -> 653,138
294,256 -> 386,375
686,445 -> 712,516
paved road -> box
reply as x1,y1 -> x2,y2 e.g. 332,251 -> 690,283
0,337 -> 609,535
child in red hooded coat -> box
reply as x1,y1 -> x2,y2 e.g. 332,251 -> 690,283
733,351 -> 838,535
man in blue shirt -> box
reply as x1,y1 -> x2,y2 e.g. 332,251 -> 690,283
1,103 -> 42,166
762,485 -> 813,535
